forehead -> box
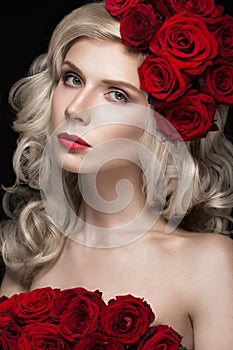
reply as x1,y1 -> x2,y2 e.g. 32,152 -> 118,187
64,37 -> 142,88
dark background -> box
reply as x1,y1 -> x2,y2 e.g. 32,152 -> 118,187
0,0 -> 232,221
0,0 -> 92,221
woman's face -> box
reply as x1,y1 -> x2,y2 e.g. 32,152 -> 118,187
51,37 -> 149,173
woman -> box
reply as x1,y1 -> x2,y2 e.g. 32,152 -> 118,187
0,1 -> 232,349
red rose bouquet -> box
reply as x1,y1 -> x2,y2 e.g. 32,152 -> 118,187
0,286 -> 189,349
106,0 -> 233,141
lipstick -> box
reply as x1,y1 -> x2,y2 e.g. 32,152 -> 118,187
58,132 -> 92,151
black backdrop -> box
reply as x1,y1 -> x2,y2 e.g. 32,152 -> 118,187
0,0 -> 232,221
0,1 -> 92,220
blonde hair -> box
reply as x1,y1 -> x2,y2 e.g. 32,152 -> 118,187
0,1 -> 232,286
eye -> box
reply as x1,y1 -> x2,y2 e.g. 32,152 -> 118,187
107,90 -> 129,103
61,72 -> 82,87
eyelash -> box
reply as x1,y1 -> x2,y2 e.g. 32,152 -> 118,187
61,71 -> 81,87
105,90 -> 129,103
61,71 -> 130,103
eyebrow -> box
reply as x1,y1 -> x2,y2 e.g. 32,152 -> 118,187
62,61 -> 84,78
101,79 -> 140,93
62,60 -> 141,93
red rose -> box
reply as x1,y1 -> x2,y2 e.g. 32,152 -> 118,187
73,332 -> 125,349
204,58 -> 233,105
169,0 -> 223,23
0,296 -> 15,328
106,0 -> 141,19
0,296 -> 8,304
137,324 -> 182,350
138,54 -> 191,102
0,330 -> 18,350
50,287 -> 105,324
150,12 -> 218,75
59,292 -> 105,343
213,15 -> 233,63
152,0 -> 174,19
12,287 -> 58,326
101,294 -> 155,345
120,3 -> 162,50
50,288 -> 78,323
18,323 -> 70,350
155,90 -> 218,141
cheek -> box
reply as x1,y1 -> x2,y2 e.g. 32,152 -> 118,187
51,90 -> 66,129
89,125 -> 143,169
95,125 -> 144,143
120,125 -> 144,141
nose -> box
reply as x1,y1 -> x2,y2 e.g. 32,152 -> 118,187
65,87 -> 96,124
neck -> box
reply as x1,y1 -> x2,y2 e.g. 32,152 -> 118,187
70,164 -> 163,247
78,163 -> 145,228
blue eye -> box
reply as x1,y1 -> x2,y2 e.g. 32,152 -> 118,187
62,72 -> 81,87
108,91 -> 129,103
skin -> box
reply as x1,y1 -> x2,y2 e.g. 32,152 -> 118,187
1,38 -> 233,350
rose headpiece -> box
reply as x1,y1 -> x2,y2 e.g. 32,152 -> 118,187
106,0 -> 233,141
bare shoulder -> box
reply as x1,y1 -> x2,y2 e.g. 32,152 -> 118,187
150,223 -> 232,260
186,231 -> 232,270
0,269 -> 27,297
195,230 -> 233,252
172,230 -> 233,348
188,233 -> 233,348
154,228 -> 233,291
186,231 -> 233,291
169,228 -> 232,264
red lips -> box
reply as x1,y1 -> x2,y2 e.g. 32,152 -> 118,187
57,132 -> 92,150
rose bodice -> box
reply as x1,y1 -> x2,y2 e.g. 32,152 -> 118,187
0,285 -> 189,349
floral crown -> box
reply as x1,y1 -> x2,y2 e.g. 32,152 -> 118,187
105,0 -> 233,141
